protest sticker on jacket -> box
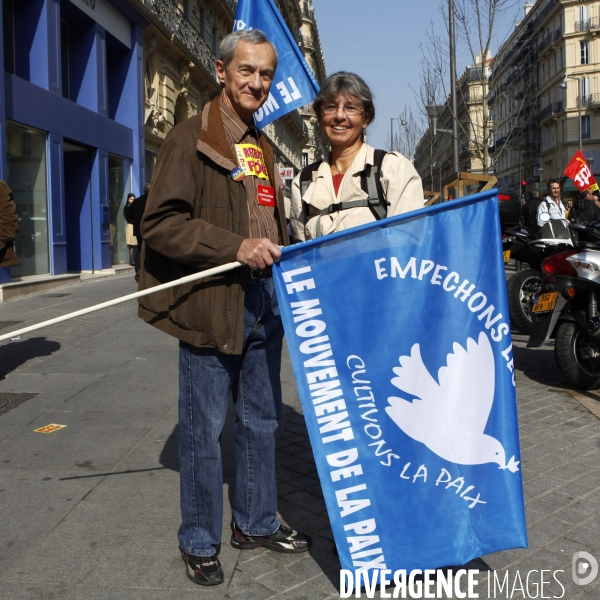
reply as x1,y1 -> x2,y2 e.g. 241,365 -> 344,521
233,0 -> 319,129
273,190 -> 527,586
564,150 -> 599,192
234,144 -> 269,180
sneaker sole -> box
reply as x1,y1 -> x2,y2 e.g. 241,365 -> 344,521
230,536 -> 310,554
185,570 -> 224,586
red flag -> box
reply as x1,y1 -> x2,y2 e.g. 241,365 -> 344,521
564,150 -> 599,192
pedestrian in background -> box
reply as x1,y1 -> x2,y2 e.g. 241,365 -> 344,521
123,193 -> 136,266
290,71 -> 423,241
0,179 -> 18,284
137,29 -> 310,587
536,179 -> 567,227
569,188 -> 600,223
125,184 -> 149,281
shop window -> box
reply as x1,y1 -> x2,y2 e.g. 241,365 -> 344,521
145,149 -> 157,184
6,0 -> 48,83
200,9 -> 206,38
3,0 -> 15,74
106,31 -> 131,122
582,115 -> 591,140
145,60 -> 156,101
581,40 -> 590,65
108,154 -> 132,266
212,28 -> 219,54
6,123 -> 49,278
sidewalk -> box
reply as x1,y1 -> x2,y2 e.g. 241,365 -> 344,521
0,274 -> 599,599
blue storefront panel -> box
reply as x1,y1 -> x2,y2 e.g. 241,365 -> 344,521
1,0 -> 146,276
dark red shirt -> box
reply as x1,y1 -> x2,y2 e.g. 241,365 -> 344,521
332,173 -> 344,196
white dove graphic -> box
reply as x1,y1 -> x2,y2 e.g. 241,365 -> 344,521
385,331 -> 520,473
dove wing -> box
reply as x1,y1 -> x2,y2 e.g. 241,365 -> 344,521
437,331 -> 495,434
390,343 -> 440,402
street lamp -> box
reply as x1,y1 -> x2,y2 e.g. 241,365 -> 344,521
561,75 -> 582,151
425,105 -> 452,137
390,115 -> 407,152
448,0 -> 459,175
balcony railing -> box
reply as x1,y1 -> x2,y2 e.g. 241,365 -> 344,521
506,70 -> 520,86
579,94 -> 600,108
575,17 -> 600,32
538,28 -> 561,54
142,0 -> 217,79
539,101 -> 563,121
495,135 -> 508,148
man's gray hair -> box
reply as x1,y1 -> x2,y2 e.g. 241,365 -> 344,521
313,71 -> 375,124
218,29 -> 278,70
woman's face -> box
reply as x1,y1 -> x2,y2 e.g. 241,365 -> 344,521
318,93 -> 369,150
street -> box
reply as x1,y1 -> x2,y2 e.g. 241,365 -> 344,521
0,273 -> 600,599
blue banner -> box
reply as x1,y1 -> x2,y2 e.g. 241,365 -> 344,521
233,0 -> 320,128
273,191 -> 527,584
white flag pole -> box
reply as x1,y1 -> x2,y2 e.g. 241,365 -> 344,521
0,261 -> 244,343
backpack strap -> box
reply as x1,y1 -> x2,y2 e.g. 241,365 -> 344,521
360,149 -> 389,222
299,160 -> 324,223
301,151 -> 390,237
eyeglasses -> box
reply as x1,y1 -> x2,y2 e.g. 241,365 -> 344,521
322,104 -> 364,116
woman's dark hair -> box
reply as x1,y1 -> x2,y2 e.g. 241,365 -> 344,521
127,193 -> 135,200
313,71 -> 375,125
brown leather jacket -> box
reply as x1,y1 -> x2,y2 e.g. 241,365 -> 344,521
137,97 -> 289,354
0,180 -> 18,268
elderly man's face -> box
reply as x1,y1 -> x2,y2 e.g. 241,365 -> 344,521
216,41 -> 277,123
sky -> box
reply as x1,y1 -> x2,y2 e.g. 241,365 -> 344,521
310,0 -> 525,152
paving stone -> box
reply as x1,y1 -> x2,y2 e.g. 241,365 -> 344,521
228,568 -> 255,590
226,581 -> 277,600
282,582 -> 331,600
237,553 -> 280,577
308,570 -> 340,595
256,568 -> 306,592
287,556 -> 329,579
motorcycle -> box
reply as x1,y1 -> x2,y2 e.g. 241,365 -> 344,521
528,221 -> 600,389
503,223 -> 575,335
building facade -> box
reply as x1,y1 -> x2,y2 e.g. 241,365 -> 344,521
2,0 -> 147,278
414,60 -> 491,196
1,0 -> 324,281
490,0 -> 600,192
298,0 -> 327,167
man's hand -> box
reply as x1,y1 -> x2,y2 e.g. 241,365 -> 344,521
236,238 -> 282,270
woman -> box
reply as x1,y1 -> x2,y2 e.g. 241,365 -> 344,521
290,72 -> 423,241
123,192 -> 137,266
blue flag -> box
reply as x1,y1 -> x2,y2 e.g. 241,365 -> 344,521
273,191 -> 527,584
234,0 -> 320,128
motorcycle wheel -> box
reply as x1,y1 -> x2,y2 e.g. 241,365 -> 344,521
555,322 -> 600,390
507,268 -> 543,335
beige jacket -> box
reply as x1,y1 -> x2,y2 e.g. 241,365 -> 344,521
290,144 -> 424,241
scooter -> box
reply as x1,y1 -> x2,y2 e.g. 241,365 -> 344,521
528,221 -> 600,389
503,221 -> 575,335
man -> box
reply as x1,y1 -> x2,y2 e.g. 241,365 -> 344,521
536,179 -> 567,228
137,30 -> 310,587
0,180 -> 18,283
521,189 -> 544,234
569,188 -> 600,223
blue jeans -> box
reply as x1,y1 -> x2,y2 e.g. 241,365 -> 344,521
178,277 -> 284,557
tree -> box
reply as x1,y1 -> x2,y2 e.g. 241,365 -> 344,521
386,107 -> 423,161
416,0 -> 529,177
